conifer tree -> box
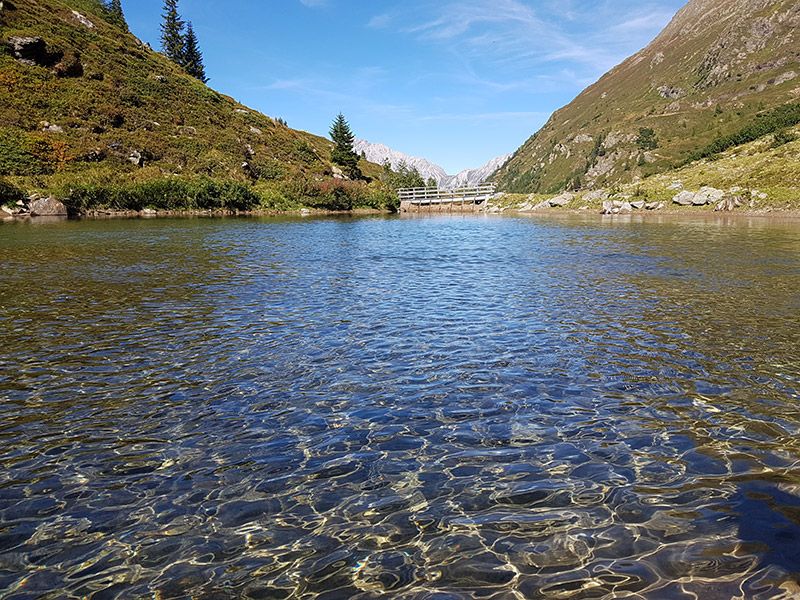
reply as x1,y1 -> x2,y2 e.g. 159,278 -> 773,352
160,0 -> 185,64
106,0 -> 128,30
182,23 -> 208,83
329,113 -> 361,179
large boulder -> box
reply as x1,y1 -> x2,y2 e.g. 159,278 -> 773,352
673,191 -> 695,206
29,196 -> 67,217
549,192 -> 574,207
693,186 -> 725,205
0,206 -> 13,219
6,36 -> 61,68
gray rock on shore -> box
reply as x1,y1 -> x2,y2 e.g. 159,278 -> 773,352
673,187 -> 725,206
549,192 -> 574,207
715,195 -> 743,212
29,196 -> 67,216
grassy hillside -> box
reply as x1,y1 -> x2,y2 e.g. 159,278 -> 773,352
491,123 -> 800,214
0,0 -> 389,212
493,0 -> 800,194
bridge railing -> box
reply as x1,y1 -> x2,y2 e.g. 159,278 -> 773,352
397,184 -> 496,205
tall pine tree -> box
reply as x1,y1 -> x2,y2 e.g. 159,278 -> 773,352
329,113 -> 361,180
160,0 -> 185,64
182,23 -> 208,83
106,0 -> 128,31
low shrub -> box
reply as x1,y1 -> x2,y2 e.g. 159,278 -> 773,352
771,129 -> 798,148
693,102 -> 800,160
58,177 -> 261,213
0,178 -> 26,207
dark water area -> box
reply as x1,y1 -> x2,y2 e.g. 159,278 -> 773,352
1,213 -> 799,599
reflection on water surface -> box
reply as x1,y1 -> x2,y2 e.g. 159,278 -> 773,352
1,214 -> 799,599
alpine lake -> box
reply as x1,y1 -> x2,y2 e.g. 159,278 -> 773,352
1,213 -> 799,599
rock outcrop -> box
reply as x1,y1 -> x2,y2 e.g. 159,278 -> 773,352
6,36 -> 61,68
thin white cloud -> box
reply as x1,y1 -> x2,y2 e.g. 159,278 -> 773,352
388,0 -> 675,75
299,0 -> 326,7
367,13 -> 392,29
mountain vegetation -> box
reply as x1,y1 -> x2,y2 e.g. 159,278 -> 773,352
493,0 -> 800,196
159,0 -> 205,82
0,0 -> 395,214
329,113 -> 361,180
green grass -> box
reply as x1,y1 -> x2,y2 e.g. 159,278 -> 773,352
691,103 -> 800,161
0,0 -> 389,212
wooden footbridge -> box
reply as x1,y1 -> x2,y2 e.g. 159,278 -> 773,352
398,184 -> 496,213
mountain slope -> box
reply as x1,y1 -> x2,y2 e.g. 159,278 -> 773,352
354,139 -> 509,189
493,0 -> 800,193
0,0 -> 385,211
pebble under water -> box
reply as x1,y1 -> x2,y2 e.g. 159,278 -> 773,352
1,213 -> 800,599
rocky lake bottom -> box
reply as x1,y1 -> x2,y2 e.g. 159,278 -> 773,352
1,214 -> 799,599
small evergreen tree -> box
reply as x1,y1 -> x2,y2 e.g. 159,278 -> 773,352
182,22 -> 207,82
160,0 -> 185,64
106,0 -> 128,30
329,113 -> 361,179
636,127 -> 658,150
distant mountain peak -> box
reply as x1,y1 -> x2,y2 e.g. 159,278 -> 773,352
354,139 -> 510,189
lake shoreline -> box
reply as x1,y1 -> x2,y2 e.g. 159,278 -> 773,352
4,205 -> 800,222
507,206 -> 800,220
1,207 -> 392,221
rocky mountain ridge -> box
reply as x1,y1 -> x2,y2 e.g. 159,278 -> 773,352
354,139 -> 510,189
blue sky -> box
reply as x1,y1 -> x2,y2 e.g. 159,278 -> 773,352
122,0 -> 686,173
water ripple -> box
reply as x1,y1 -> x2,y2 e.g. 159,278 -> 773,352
1,214 -> 799,598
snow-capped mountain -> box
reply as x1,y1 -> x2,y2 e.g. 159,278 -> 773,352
354,139 -> 510,189
447,154 -> 512,189
354,140 -> 449,187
